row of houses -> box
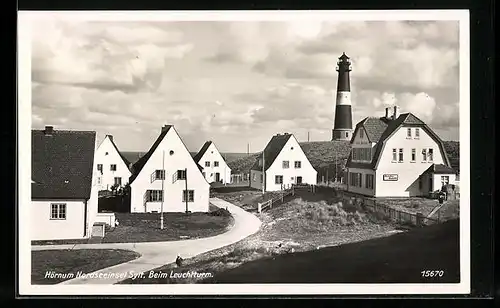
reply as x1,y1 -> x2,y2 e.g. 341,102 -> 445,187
30,106 -> 457,241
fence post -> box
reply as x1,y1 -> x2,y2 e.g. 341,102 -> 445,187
281,193 -> 284,202
258,202 -> 262,213
416,212 -> 423,227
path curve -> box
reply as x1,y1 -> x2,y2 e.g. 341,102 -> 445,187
31,198 -> 261,285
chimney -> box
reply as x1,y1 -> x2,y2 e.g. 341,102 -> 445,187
385,107 -> 390,119
392,106 -> 399,120
161,125 -> 170,133
106,135 -> 113,142
44,126 -> 54,135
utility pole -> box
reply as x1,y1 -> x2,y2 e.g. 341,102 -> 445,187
160,150 -> 165,230
262,151 -> 265,194
247,143 -> 249,157
184,168 -> 189,214
224,153 -> 227,186
307,131 -> 310,142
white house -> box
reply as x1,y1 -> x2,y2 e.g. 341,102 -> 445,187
250,133 -> 317,192
346,106 -> 456,197
94,134 -> 131,191
193,141 -> 231,184
31,126 -> 99,241
129,125 -> 210,213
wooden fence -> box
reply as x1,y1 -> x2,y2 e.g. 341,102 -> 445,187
337,190 -> 439,227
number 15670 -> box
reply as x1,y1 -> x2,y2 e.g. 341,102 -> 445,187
421,270 -> 444,278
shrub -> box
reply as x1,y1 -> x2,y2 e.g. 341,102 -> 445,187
209,208 -> 232,217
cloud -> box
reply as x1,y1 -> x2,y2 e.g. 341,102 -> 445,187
30,19 -> 461,152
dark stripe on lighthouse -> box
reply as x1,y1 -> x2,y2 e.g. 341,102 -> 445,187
334,105 -> 353,129
336,70 -> 350,92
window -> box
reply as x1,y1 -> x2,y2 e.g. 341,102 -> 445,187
407,128 -> 412,138
353,148 -> 372,161
275,175 -> 283,184
214,161 -> 219,167
365,174 -> 374,189
155,170 -> 165,180
411,149 -> 416,162
349,173 -> 362,187
428,148 -> 434,161
205,161 -> 210,167
441,176 -> 450,187
182,190 -> 195,202
422,149 -> 427,161
294,161 -> 301,168
146,190 -> 163,202
110,164 -> 117,171
360,129 -> 364,138
282,161 -> 290,169
357,173 -> 362,187
97,164 -> 103,172
415,128 -> 420,139
346,132 -> 349,138
50,203 -> 66,220
177,170 -> 187,180
114,177 -> 122,186
392,149 -> 397,162
398,148 -> 404,162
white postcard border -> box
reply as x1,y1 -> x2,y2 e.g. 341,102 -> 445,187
18,10 -> 471,296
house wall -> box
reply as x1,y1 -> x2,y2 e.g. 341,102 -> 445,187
250,170 -> 264,191
130,129 -> 210,213
265,136 -> 317,192
94,137 -> 131,191
375,126 -> 447,197
432,173 -> 456,192
197,143 -> 232,184
346,167 -> 376,197
31,200 -> 86,240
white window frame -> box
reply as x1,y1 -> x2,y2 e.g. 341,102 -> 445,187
411,148 -> 416,162
214,161 -> 219,167
147,190 -> 163,202
114,177 -> 122,186
422,149 -> 427,162
392,148 -> 397,162
294,161 -> 301,168
205,161 -> 210,167
428,148 -> 434,162
398,148 -> 404,163
441,176 -> 450,187
275,175 -> 283,184
282,161 -> 290,169
182,190 -> 195,202
110,164 -> 117,171
415,128 -> 420,139
50,203 -> 66,220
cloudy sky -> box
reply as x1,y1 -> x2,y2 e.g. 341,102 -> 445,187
30,17 -> 460,153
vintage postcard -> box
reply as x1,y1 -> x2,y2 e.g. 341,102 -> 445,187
18,10 -> 470,296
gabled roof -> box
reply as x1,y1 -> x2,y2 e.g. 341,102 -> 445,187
423,163 -> 457,175
250,133 -> 293,171
32,128 -> 96,200
129,125 -> 204,183
350,117 -> 388,144
98,135 -> 131,168
193,141 -> 213,163
346,113 -> 451,170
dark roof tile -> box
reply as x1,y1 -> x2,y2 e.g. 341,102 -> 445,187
250,134 -> 293,171
32,128 -> 96,200
193,141 -> 212,163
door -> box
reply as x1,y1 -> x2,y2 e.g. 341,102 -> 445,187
296,176 -> 303,184
215,172 -> 220,182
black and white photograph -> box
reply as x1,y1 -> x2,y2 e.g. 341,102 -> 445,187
18,10 -> 470,295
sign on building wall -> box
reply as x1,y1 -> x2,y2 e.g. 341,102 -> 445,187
383,174 -> 398,181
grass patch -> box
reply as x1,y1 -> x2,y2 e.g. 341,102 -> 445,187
32,249 -> 140,284
433,200 -> 460,222
203,219 -> 460,284
101,211 -> 234,243
375,197 -> 441,216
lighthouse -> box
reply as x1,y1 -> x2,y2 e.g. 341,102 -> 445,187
332,52 -> 354,141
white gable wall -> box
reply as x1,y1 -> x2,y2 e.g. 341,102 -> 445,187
375,126 -> 447,197
265,136 -> 317,192
198,143 -> 232,184
94,136 -> 131,191
130,129 -> 210,213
